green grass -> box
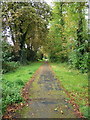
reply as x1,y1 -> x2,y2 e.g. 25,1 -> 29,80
3,62 -> 42,83
51,62 -> 88,118
2,62 -> 42,113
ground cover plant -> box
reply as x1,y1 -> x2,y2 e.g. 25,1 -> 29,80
51,63 -> 88,118
2,62 -> 42,113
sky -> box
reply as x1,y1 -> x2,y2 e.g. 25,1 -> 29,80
45,0 -> 54,6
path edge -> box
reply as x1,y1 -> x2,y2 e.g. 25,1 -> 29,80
2,62 -> 44,119
48,62 -> 85,119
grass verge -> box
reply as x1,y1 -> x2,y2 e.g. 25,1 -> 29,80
51,62 -> 88,118
2,62 -> 42,114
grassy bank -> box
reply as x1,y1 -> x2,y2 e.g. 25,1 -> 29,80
2,62 -> 42,113
51,63 -> 88,118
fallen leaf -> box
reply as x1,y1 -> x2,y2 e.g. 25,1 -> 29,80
65,105 -> 67,108
31,113 -> 34,116
61,110 -> 63,114
54,107 -> 58,111
30,103 -> 32,104
73,104 -> 75,107
20,103 -> 23,106
26,104 -> 28,106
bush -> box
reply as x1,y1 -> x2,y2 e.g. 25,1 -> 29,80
68,51 -> 88,73
2,61 -> 20,73
78,53 -> 88,73
2,41 -> 13,62
2,79 -> 24,113
2,41 -> 20,73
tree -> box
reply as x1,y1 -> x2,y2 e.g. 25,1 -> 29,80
45,2 -> 68,62
2,2 -> 51,63
45,2 -> 88,72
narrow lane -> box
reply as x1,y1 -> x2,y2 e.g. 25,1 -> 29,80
14,63 -> 77,118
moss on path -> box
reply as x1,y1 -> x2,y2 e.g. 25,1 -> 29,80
13,63 -> 79,118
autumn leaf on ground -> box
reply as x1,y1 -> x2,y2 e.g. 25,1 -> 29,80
54,107 -> 58,111
60,110 -> 64,114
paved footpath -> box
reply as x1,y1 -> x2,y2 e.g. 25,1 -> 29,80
13,63 -> 78,118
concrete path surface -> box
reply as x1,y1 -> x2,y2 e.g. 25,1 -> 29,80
13,63 -> 78,118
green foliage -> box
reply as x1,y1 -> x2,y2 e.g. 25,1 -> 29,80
15,79 -> 24,86
45,2 -> 88,73
2,2 -> 52,63
36,51 -> 43,60
78,53 -> 88,73
2,79 -> 23,113
80,105 -> 89,118
2,61 -> 20,73
68,48 -> 88,73
2,41 -> 14,62
68,51 -> 77,68
2,41 -> 20,73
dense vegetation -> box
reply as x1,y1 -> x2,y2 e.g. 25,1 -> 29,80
2,1 -> 51,72
45,2 -> 89,73
2,2 -> 88,73
1,1 -> 51,115
1,1 -> 89,118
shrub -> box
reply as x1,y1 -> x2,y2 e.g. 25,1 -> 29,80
68,51 -> 88,73
2,61 -> 20,73
2,79 -> 23,113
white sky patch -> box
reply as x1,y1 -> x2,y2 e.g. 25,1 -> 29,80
44,0 -> 54,6
45,0 -> 54,6
45,0 -> 87,2
2,0 -> 87,2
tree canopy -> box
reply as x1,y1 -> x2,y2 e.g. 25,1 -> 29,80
2,1 -> 88,73
44,2 -> 88,72
2,2 -> 52,63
